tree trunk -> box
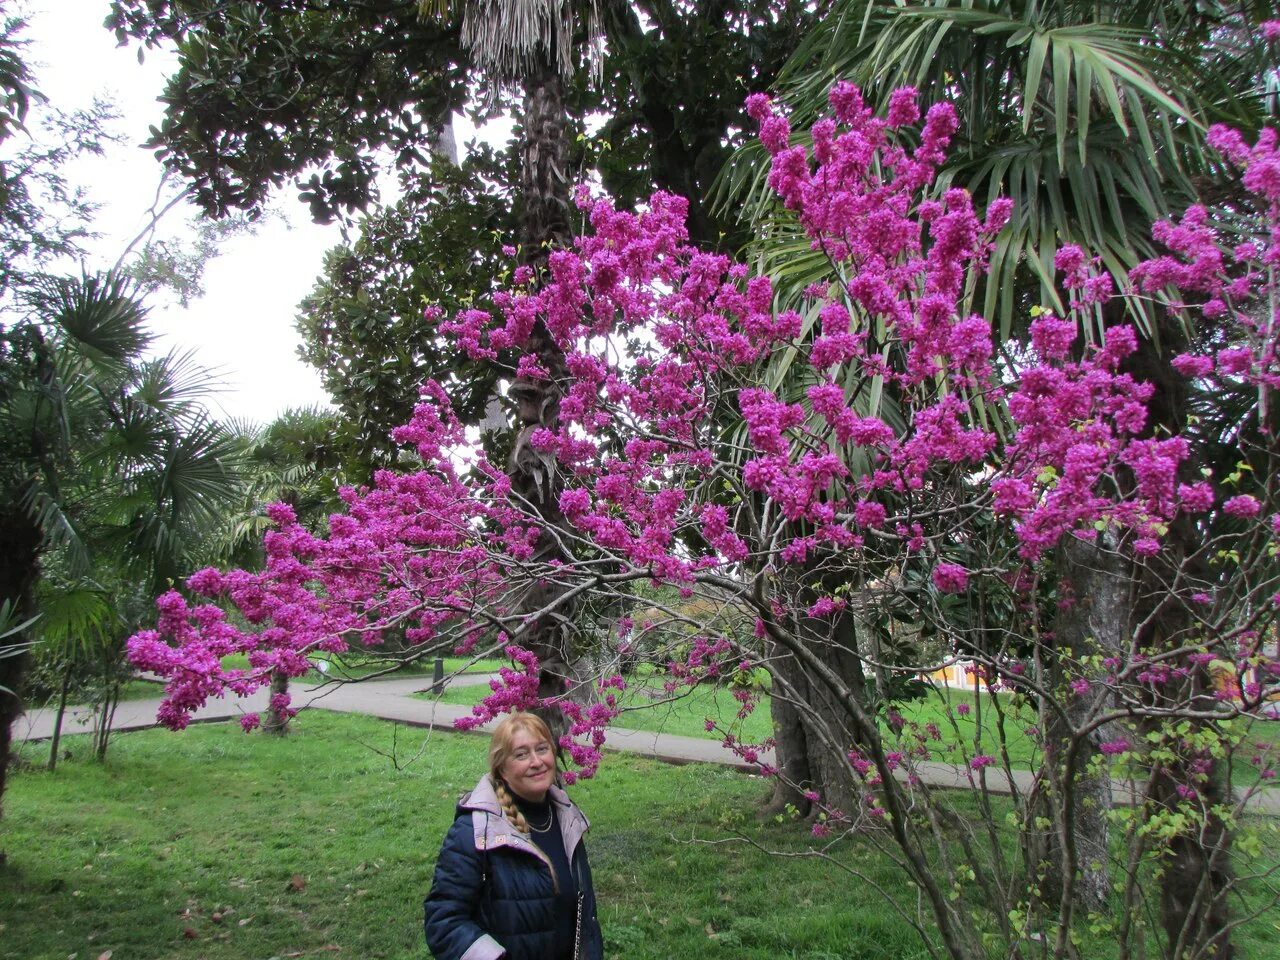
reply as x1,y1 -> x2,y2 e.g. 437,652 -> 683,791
763,651 -> 815,817
1125,320 -> 1234,958
1037,532 -> 1128,915
0,506 -> 42,823
517,57 -> 572,263
506,52 -> 580,735
47,660 -> 74,771
262,668 -> 291,735
0,646 -> 26,821
93,679 -> 120,762
765,608 -> 868,821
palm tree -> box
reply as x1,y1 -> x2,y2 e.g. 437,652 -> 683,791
419,0 -> 603,709
217,406 -> 344,568
1,272 -> 247,805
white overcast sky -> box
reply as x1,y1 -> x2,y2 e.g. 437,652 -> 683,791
21,0 -> 506,427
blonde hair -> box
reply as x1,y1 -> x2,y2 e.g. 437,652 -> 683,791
489,711 -> 556,834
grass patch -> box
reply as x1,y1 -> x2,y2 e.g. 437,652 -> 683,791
427,678 -> 775,744
427,677 -> 1027,760
1,714 -> 928,960
3,713 -> 1278,959
430,677 -> 1280,794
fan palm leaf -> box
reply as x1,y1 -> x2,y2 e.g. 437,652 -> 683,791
714,0 -> 1273,337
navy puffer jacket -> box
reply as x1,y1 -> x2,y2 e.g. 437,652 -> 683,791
423,774 -> 604,960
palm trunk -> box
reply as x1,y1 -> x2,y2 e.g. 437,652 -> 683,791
1126,321 -> 1234,958
47,660 -> 74,771
517,57 -> 571,263
506,52 -> 580,729
765,607 -> 868,821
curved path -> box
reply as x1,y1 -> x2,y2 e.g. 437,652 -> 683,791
14,674 -> 1279,815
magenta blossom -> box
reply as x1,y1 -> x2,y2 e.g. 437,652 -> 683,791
933,563 -> 969,593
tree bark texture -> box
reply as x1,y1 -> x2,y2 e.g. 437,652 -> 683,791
262,668 -> 291,735
1037,533 -> 1129,914
517,58 -> 571,262
765,609 -> 869,821
1126,325 -> 1234,958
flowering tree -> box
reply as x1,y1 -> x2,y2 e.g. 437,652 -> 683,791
130,78 -> 1280,958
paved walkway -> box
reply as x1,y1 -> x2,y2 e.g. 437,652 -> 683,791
16,674 -> 1279,815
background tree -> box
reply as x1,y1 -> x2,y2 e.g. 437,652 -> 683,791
5,281 -> 247,767
296,151 -> 513,474
218,405 -> 345,566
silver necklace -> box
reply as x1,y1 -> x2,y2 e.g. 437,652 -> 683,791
526,805 -> 554,833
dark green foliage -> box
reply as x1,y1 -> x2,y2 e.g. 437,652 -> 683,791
217,405 -> 347,567
595,0 -> 826,249
297,150 -> 514,472
106,0 -> 470,222
106,0 -> 824,244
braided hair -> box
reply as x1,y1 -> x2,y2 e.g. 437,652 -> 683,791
492,777 -> 531,834
488,711 -> 556,835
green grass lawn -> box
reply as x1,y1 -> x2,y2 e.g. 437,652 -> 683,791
428,678 -> 777,744
1,713 -> 932,960
3,712 -> 1278,960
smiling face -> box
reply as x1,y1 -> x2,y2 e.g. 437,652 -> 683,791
499,727 -> 556,803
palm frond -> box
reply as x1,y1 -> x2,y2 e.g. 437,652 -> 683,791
34,583 -> 118,659
21,485 -> 92,576
128,348 -> 225,420
26,271 -> 152,368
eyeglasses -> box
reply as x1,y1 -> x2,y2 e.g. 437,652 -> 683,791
510,743 -> 554,763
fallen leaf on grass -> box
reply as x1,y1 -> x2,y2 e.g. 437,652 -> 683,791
181,927 -> 198,940
96,952 -> 114,960
288,874 -> 306,892
237,916 -> 256,927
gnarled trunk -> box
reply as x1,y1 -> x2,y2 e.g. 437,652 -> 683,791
765,608 -> 869,821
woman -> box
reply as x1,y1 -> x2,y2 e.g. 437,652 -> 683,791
424,712 -> 604,960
